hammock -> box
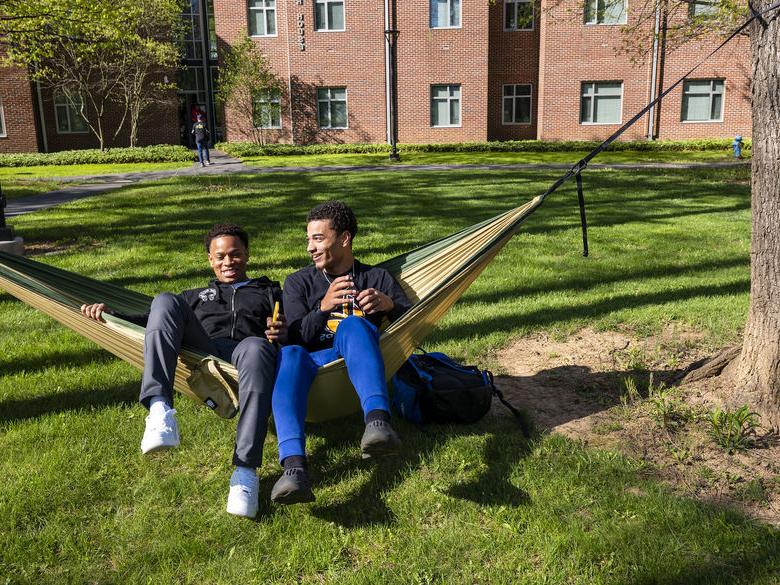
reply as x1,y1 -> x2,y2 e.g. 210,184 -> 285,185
0,195 -> 544,422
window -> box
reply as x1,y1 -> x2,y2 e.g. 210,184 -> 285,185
317,88 -> 347,128
580,82 -> 622,124
503,84 -> 532,124
505,0 -> 533,30
584,0 -> 626,24
315,0 -> 344,31
689,0 -> 717,17
681,79 -> 724,122
431,85 -> 461,127
54,93 -> 89,133
430,0 -> 461,28
0,99 -> 6,137
248,0 -> 276,36
253,91 -> 282,128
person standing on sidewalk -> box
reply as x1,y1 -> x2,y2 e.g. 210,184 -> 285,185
192,113 -> 211,167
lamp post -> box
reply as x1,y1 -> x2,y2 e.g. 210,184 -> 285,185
384,0 -> 400,162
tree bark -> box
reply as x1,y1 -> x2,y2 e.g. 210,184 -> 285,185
733,4 -> 780,431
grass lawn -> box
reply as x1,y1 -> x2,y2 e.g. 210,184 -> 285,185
240,149 -> 747,168
0,162 -> 192,201
2,165 -> 778,584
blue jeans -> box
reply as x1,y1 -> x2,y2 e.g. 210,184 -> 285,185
272,316 -> 390,462
196,141 -> 210,164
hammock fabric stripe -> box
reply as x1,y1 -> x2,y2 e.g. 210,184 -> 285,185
0,196 -> 542,421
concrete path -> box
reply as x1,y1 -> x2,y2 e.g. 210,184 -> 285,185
5,152 -> 749,218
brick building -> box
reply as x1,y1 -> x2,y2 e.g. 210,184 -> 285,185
0,0 -> 752,152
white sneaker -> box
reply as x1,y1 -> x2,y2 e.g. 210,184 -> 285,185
226,469 -> 259,518
140,408 -> 180,454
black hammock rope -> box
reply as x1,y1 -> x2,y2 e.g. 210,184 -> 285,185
541,0 -> 780,257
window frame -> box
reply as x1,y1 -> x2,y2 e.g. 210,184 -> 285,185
584,0 -> 627,25
681,79 -> 725,123
502,83 -> 533,125
314,0 -> 345,32
248,0 -> 278,37
430,0 -> 462,29
579,81 -> 623,125
317,87 -> 348,129
430,84 -> 462,128
688,0 -> 718,17
504,0 -> 534,31
253,90 -> 282,129
0,99 -> 6,138
54,92 -> 89,134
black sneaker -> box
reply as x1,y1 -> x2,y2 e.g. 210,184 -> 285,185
360,420 -> 401,459
270,468 -> 315,505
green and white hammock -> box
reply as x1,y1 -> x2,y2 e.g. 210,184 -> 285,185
0,195 -> 543,421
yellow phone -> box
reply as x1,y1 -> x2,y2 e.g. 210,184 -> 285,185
268,301 -> 280,343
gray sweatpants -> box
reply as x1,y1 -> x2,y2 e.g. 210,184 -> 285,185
139,292 -> 277,468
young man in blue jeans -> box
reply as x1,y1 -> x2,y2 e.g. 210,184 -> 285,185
270,201 -> 411,504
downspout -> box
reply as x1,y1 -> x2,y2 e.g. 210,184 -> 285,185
384,0 -> 392,145
35,80 -> 49,153
647,0 -> 661,140
199,0 -> 216,139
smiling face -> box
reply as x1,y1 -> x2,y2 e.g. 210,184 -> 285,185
208,235 -> 249,283
306,219 -> 353,274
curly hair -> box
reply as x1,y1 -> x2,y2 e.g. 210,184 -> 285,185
306,201 -> 358,240
204,223 -> 249,252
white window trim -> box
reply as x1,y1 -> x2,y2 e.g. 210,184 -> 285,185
501,84 -> 533,126
254,92 -> 282,129
0,100 -> 6,138
431,84 -> 462,128
681,79 -> 725,123
504,0 -> 535,31
430,0 -> 462,29
314,0 -> 346,32
584,0 -> 628,26
317,87 -> 348,129
579,81 -> 623,125
248,0 -> 278,38
54,93 -> 89,134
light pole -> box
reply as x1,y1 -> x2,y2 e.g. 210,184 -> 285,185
384,0 -> 400,161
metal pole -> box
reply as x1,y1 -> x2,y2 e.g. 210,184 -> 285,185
385,0 -> 400,161
0,183 -> 14,242
199,0 -> 216,140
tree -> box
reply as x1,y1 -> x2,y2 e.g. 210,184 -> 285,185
0,0 -> 182,149
543,0 -> 780,429
217,36 -> 285,146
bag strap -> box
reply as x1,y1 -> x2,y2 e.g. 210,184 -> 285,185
486,371 -> 531,438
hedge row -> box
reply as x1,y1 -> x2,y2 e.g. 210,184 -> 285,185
0,145 -> 195,167
216,138 -> 751,158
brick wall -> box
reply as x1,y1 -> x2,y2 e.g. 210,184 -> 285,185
0,64 -> 41,153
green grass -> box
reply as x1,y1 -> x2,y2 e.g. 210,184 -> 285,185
2,164 -> 777,584
240,149 -> 746,168
0,161 -> 191,201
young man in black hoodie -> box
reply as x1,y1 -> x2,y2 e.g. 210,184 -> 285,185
81,223 -> 285,519
270,201 -> 411,504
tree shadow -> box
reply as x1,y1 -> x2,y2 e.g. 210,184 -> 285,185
0,382 -> 137,426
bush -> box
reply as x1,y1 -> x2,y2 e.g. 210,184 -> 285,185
216,138 -> 751,158
709,405 -> 760,453
0,145 -> 195,167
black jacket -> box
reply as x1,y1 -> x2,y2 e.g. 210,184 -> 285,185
283,260 -> 411,351
191,121 -> 209,144
120,277 -> 281,341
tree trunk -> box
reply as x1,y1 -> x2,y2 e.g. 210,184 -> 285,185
733,4 -> 780,431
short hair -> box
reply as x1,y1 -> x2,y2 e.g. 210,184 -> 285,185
204,223 -> 249,252
307,201 -> 358,240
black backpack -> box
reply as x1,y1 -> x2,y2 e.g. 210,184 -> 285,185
391,352 -> 530,435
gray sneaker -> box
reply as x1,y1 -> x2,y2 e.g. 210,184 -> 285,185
360,420 -> 401,459
271,468 -> 315,505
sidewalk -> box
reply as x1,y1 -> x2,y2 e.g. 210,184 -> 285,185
5,153 -> 749,218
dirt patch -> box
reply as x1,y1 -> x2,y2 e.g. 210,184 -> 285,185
493,327 -> 780,526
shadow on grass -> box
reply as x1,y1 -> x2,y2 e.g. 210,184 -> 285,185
0,348 -> 116,378
0,381 -> 137,426
300,415 -> 532,528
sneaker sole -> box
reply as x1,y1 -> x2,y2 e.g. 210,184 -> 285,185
271,489 -> 315,505
141,439 -> 180,454
226,503 -> 258,518
360,442 -> 401,459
